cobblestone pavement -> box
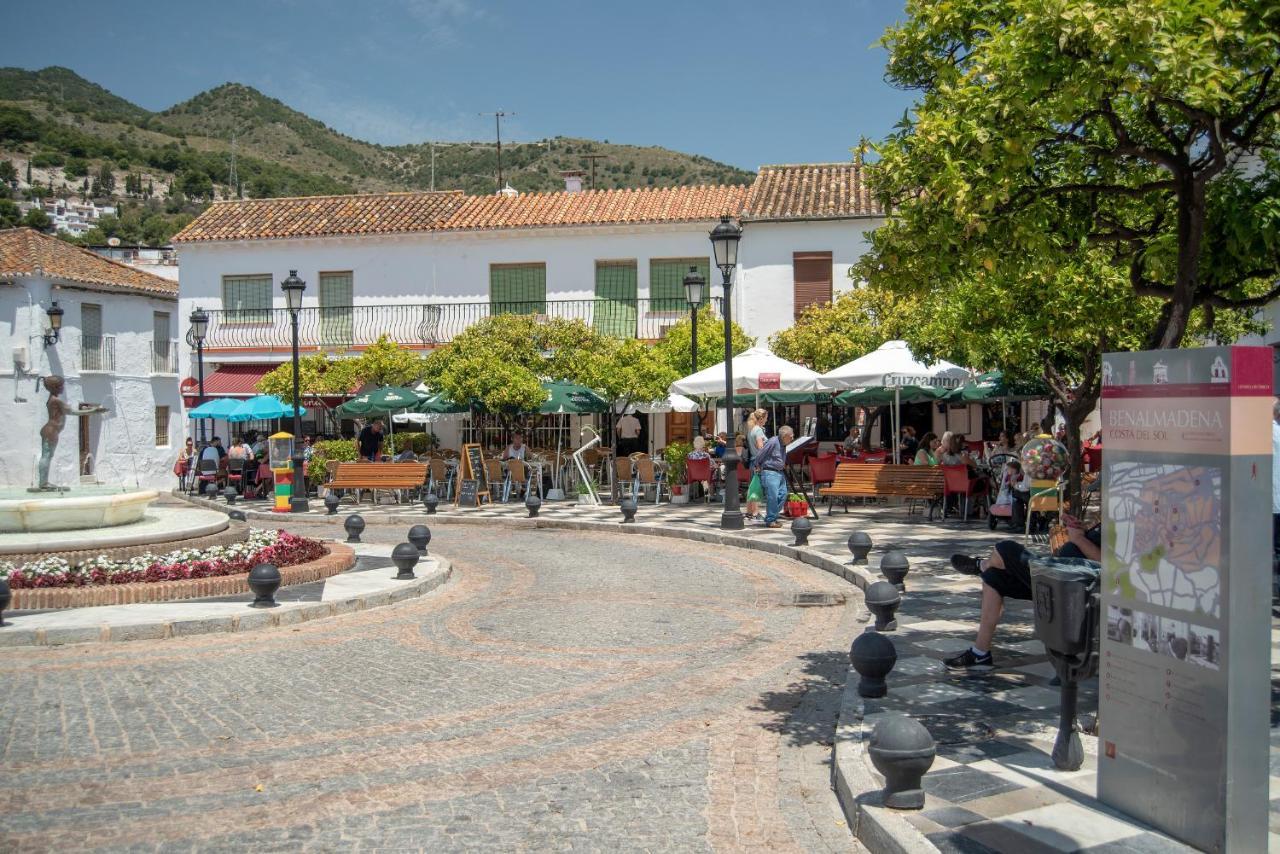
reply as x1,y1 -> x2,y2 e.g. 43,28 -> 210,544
0,522 -> 866,852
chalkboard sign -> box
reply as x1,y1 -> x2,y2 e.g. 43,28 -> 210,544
457,479 -> 479,507
457,442 -> 489,506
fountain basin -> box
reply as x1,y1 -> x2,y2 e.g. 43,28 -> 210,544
0,488 -> 160,534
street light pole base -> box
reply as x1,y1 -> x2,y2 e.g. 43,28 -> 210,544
290,497 -> 309,513
720,509 -> 744,531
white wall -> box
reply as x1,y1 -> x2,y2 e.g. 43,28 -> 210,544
175,216 -> 883,354
0,279 -> 182,490
736,218 -> 879,343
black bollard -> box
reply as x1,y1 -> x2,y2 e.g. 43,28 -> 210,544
868,715 -> 936,809
344,514 -> 365,543
223,486 -> 237,505
791,514 -> 813,546
525,491 -> 542,518
391,543 -> 420,580
865,580 -> 902,631
619,495 -> 637,523
850,631 -> 898,698
324,492 -> 340,515
247,563 -> 282,608
424,493 -> 439,515
407,524 -> 431,554
0,577 -> 10,626
847,531 -> 873,564
880,549 -> 910,592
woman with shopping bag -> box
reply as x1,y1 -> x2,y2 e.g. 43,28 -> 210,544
744,408 -> 768,519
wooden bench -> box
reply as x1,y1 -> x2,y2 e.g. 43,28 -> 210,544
326,462 -> 428,505
819,464 -> 945,519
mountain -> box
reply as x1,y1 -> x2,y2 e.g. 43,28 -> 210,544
0,67 -> 756,208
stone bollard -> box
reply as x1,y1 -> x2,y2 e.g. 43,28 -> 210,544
223,486 -> 237,505
203,480 -> 218,497
424,492 -> 439,515
850,631 -> 897,698
344,514 -> 365,543
247,563 -> 282,608
525,491 -> 542,518
391,543 -> 420,580
620,495 -> 638,523
880,549 -> 910,592
865,580 -> 902,631
868,715 -> 936,809
0,577 -> 10,626
228,509 -> 247,522
407,524 -> 431,554
791,514 -> 813,546
324,492 -> 340,515
847,531 -> 873,564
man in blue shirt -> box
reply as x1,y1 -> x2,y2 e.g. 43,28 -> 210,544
752,425 -> 792,528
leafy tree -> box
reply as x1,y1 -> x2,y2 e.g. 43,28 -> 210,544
25,159 -> 31,184
770,286 -> 920,372
177,169 -> 213,200
352,336 -> 428,388
0,160 -> 16,185
22,207 -> 50,230
0,198 -> 21,228
650,304 -> 754,379
875,0 -> 1280,350
256,337 -> 424,404
95,162 -> 115,194
63,157 -> 89,179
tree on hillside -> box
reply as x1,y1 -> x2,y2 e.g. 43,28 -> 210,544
0,199 -> 21,228
22,207 -> 50,230
875,0 -> 1280,350
0,160 -> 16,186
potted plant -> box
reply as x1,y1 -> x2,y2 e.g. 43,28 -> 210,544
664,442 -> 691,504
575,476 -> 599,505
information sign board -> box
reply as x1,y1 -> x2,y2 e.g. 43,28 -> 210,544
1099,346 -> 1271,853
457,479 -> 478,507
457,443 -> 489,507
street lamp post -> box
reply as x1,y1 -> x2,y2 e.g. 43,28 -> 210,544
683,266 -> 704,373
188,307 -> 209,449
710,216 -> 743,531
281,271 -> 308,513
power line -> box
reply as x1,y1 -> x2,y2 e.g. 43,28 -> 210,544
477,111 -> 514,192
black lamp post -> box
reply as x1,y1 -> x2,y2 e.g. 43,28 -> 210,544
710,215 -> 743,531
281,270 -> 308,513
683,266 -> 704,374
188,306 -> 209,448
43,300 -> 64,346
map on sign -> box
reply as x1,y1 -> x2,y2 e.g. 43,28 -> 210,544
1106,462 -> 1221,619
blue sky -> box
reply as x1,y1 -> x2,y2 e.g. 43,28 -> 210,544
10,0 -> 915,170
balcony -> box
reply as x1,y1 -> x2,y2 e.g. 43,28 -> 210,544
199,298 -> 723,354
152,339 -> 180,374
81,335 -> 116,373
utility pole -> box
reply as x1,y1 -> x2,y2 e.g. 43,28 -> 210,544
228,134 -> 239,198
583,154 -> 604,189
478,111 -> 513,192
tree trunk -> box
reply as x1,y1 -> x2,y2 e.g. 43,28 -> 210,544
860,407 -> 882,451
1155,176 -> 1205,350
1061,390 -> 1099,514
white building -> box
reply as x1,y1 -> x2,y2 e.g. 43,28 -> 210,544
0,228 -> 183,490
172,164 -> 884,446
87,244 -> 180,283
18,199 -> 118,237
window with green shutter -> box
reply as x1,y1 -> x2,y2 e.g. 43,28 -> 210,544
319,271 -> 354,346
222,274 -> 272,323
489,264 -> 546,315
649,258 -> 710,312
594,260 -> 637,337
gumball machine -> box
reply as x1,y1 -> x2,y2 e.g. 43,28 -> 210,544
1021,436 -> 1068,481
268,432 -> 296,513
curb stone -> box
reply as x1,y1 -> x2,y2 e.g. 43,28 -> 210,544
834,665 -> 940,854
0,558 -> 452,647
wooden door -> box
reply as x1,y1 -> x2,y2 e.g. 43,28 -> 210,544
78,410 -> 93,476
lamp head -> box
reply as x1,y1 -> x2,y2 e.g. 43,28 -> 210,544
281,270 -> 306,313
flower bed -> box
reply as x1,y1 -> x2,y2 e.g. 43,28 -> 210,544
0,529 -> 326,590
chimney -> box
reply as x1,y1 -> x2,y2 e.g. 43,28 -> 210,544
560,170 -> 585,193
498,183 -> 519,198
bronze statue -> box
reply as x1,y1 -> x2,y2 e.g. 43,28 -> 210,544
35,376 -> 107,491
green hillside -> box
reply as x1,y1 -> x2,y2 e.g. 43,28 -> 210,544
0,66 -> 756,244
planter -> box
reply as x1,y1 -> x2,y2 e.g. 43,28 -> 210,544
576,493 -> 596,506
670,492 -> 690,505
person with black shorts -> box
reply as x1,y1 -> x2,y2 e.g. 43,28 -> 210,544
944,513 -> 1101,671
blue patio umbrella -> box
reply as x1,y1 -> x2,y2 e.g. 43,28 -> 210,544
187,398 -> 245,419
226,395 -> 308,423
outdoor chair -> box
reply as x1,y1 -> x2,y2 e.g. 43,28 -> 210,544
615,457 -> 635,499
942,464 -> 987,521
1025,478 -> 1061,541
808,454 -> 837,505
428,457 -> 453,500
505,458 -> 532,503
686,457 -> 713,503
484,459 -> 506,503
225,457 -> 246,493
633,458 -> 666,504
195,457 -> 221,494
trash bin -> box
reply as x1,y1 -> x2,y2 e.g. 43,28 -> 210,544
1030,557 -> 1101,658
1029,556 -> 1101,771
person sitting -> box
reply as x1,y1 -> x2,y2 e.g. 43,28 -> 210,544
501,431 -> 527,461
945,512 -> 1101,671
357,419 -> 385,462
228,437 -> 252,461
898,426 -> 919,460
687,436 -> 712,499
393,445 -> 418,463
913,432 -> 940,466
712,432 -> 729,458
198,436 -> 227,487
986,430 -> 1018,461
841,426 -> 861,455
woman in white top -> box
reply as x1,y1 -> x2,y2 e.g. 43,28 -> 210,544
501,432 -> 527,461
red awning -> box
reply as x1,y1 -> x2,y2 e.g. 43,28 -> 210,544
181,364 -> 274,399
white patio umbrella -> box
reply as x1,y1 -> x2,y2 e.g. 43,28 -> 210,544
627,393 -> 702,414
670,346 -> 821,398
819,340 -> 969,463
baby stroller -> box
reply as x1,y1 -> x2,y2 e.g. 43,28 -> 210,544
987,455 -> 1022,531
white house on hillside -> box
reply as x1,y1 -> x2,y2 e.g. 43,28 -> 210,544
172,164 -> 884,445
0,228 -> 182,490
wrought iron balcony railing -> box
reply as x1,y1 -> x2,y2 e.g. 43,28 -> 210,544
199,298 -> 723,353
81,335 -> 116,373
152,339 -> 180,374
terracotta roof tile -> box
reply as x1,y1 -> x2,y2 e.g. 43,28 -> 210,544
173,163 -> 881,243
171,191 -> 466,243
0,228 -> 177,297
440,184 -> 750,231
741,163 -> 882,221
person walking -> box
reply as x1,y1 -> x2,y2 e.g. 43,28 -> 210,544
744,409 -> 768,519
752,425 -> 793,528
616,411 -> 642,457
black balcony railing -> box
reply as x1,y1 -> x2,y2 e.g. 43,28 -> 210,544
200,298 -> 723,352
81,335 -> 116,373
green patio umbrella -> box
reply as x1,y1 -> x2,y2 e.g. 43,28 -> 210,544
944,371 -> 1049,404
336,386 -> 424,417
729,391 -> 830,406
413,391 -> 468,414
538,380 -> 610,414
833,385 -> 947,407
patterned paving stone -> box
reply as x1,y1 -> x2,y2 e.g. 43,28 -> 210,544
0,523 -> 865,852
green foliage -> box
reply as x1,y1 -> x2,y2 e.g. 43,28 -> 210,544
30,151 -> 63,168
0,198 -> 20,228
256,337 -> 425,404
663,442 -> 691,484
0,160 -> 15,183
650,305 -> 754,379
0,66 -> 151,123
875,0 -> 1280,349
770,287 -> 921,372
584,337 -> 678,411
307,439 -> 357,486
62,156 -> 88,178
22,207 -> 49,229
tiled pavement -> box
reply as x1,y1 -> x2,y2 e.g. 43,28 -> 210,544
222,493 -> 1280,852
